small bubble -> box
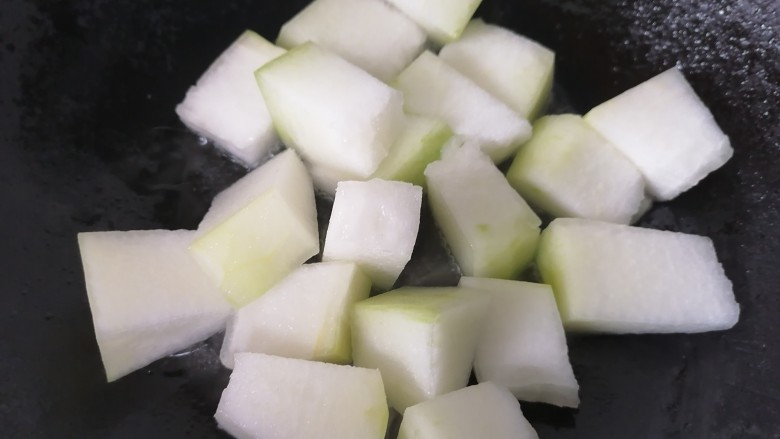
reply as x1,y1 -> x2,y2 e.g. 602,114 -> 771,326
198,136 -> 208,146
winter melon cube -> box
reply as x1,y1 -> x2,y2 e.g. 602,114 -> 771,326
584,67 -> 733,201
190,149 -> 319,307
351,287 -> 489,412
322,179 -> 422,290
459,277 -> 579,407
219,261 -> 371,368
176,30 -> 285,167
425,144 -> 541,278
78,230 -> 231,382
215,353 -> 388,439
537,218 -> 740,333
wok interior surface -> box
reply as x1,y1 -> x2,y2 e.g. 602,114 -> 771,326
1,0 -> 778,437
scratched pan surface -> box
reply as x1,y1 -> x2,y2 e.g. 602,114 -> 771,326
1,0 -> 779,437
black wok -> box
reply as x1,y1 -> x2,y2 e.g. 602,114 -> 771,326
1,0 -> 779,437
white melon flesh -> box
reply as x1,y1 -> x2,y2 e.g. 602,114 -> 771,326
322,179 -> 422,290
394,51 -> 532,164
176,31 -> 285,167
256,42 -> 405,178
372,115 -> 453,187
584,67 -> 733,201
439,19 -> 555,120
220,261 -> 371,368
507,114 -> 645,224
276,0 -> 426,81
386,0 -> 482,44
398,382 -> 538,439
190,149 -> 319,308
459,277 -> 579,408
537,218 -> 740,333
425,144 -> 541,279
77,230 -> 231,382
351,287 -> 489,412
215,353 -> 388,439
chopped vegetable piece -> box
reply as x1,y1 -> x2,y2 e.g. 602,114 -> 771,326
78,230 -> 231,382
352,287 -> 489,412
215,353 -> 388,439
507,114 -> 645,224
537,218 -> 740,333
323,179 -> 422,290
584,67 -> 733,201
176,30 -> 285,167
190,149 -> 319,307
372,115 -> 453,188
256,42 -> 404,178
459,277 -> 579,407
425,144 -> 541,278
220,261 -> 371,368
276,0 -> 426,81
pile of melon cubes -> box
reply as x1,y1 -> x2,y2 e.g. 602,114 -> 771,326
77,0 -> 741,437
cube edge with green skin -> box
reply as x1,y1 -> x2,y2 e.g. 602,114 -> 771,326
372,116 -> 453,187
314,262 -> 373,363
352,286 -> 490,412
189,150 -> 319,307
189,169 -> 319,308
353,286 -> 472,323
